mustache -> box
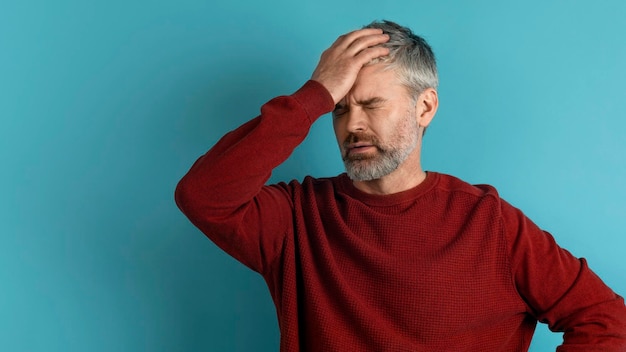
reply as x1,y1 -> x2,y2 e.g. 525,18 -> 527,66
342,132 -> 380,148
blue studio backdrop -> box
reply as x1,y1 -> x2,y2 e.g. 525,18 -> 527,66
1,1 -> 625,351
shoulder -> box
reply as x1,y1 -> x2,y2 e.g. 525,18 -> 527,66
432,172 -> 502,201
427,172 -> 521,224
433,172 -> 535,231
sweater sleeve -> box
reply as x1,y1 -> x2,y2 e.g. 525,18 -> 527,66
501,200 -> 626,351
175,80 -> 335,274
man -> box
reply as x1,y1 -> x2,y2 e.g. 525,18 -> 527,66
175,20 -> 626,351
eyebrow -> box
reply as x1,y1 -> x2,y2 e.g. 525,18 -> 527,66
335,97 -> 387,110
356,97 -> 387,106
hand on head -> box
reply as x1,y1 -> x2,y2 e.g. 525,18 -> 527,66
311,28 -> 390,104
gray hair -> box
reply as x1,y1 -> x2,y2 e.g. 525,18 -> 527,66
363,20 -> 438,98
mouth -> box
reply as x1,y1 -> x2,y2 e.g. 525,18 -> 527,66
342,133 -> 379,158
348,142 -> 374,149
345,143 -> 377,157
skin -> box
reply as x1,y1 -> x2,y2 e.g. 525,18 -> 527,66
312,29 -> 439,195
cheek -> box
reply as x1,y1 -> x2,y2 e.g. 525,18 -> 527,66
376,112 -> 409,141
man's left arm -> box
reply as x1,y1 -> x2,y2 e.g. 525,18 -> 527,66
501,200 -> 626,351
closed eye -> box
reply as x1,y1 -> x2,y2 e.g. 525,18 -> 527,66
359,97 -> 386,112
333,104 -> 348,117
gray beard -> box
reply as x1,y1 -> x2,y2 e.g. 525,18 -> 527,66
343,141 -> 416,181
341,106 -> 420,182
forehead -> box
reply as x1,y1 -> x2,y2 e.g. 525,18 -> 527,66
347,63 -> 408,102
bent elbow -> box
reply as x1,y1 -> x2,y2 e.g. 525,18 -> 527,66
174,175 -> 197,217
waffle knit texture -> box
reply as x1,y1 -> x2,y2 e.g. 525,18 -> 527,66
175,80 -> 626,351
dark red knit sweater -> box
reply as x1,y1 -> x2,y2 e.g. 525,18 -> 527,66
175,80 -> 626,351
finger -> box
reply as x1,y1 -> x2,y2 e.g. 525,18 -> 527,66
345,33 -> 390,56
333,28 -> 384,49
353,46 -> 390,66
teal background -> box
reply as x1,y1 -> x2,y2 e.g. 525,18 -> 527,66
1,0 -> 625,350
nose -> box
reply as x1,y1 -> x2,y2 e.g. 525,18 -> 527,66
345,108 -> 368,133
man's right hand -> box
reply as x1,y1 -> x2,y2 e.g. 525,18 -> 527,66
311,28 -> 390,104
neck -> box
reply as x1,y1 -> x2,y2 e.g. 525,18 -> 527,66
352,148 -> 426,195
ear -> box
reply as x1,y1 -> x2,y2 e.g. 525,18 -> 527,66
414,88 -> 438,128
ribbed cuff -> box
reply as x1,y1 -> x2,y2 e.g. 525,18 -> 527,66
291,80 -> 335,124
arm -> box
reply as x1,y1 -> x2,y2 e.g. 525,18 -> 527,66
502,201 -> 626,351
175,29 -> 390,273
175,81 -> 334,273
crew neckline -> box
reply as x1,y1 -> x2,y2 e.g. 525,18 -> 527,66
336,172 -> 439,206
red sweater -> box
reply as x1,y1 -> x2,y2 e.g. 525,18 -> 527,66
175,80 -> 626,351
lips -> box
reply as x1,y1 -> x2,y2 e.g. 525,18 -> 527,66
347,142 -> 374,149
343,133 -> 376,147
344,142 -> 377,159
342,133 -> 379,158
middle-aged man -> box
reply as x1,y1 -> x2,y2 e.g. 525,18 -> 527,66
175,20 -> 626,351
